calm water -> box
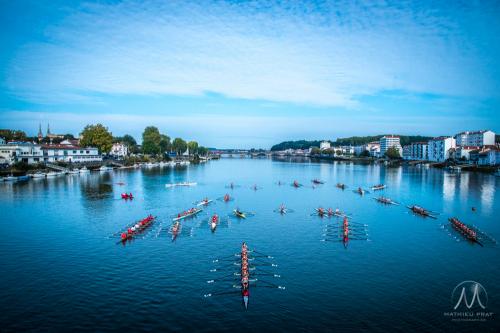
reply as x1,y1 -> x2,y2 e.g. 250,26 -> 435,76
1,158 -> 499,332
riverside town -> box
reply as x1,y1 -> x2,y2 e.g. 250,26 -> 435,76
1,126 -> 498,180
1,1 -> 499,333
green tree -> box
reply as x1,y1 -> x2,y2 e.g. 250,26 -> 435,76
385,147 -> 401,159
142,126 -> 161,155
187,141 -> 199,155
310,147 -> 321,155
159,135 -> 171,155
172,137 -> 187,156
323,148 -> 335,156
0,129 -> 27,142
80,124 -> 113,154
63,134 -> 75,140
335,150 -> 343,156
360,150 -> 371,157
198,146 -> 208,156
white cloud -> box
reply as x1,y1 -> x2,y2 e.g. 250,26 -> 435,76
4,0 -> 499,106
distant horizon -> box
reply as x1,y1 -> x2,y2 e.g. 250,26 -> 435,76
1,1 -> 499,148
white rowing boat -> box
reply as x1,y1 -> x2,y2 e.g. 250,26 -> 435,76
165,182 -> 197,188
172,208 -> 203,222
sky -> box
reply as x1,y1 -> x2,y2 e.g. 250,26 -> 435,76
0,0 -> 499,148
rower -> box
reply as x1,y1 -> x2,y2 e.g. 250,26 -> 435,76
327,208 -> 333,216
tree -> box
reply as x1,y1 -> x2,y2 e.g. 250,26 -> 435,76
159,135 -> 171,155
323,148 -> 335,156
360,150 -> 371,157
310,147 -> 321,155
0,129 -> 27,142
172,138 -> 187,156
142,126 -> 161,155
187,141 -> 199,155
80,124 -> 113,154
335,150 -> 343,156
63,134 -> 75,140
385,146 -> 401,159
198,146 -> 208,156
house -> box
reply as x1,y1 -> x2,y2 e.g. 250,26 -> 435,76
41,144 -> 102,163
477,148 -> 500,166
110,142 -> 129,158
0,137 -> 5,145
0,142 -> 44,164
455,130 -> 495,147
428,137 -> 456,162
320,141 -> 331,151
455,146 -> 480,161
380,135 -> 402,157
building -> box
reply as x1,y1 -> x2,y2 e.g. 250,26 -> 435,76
454,146 -> 480,160
408,142 -> 428,160
402,145 -> 412,160
455,130 -> 495,147
428,137 -> 456,162
477,147 -> 500,166
320,141 -> 331,151
0,142 -> 44,164
380,135 -> 402,157
0,137 -> 5,145
41,144 -> 101,163
110,142 -> 129,158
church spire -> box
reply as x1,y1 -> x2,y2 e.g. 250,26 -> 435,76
47,123 -> 51,136
38,123 -> 43,142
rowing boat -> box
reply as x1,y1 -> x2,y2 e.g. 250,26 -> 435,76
173,207 -> 203,222
171,221 -> 181,241
336,183 -> 346,190
323,217 -> 368,248
314,207 -> 326,217
292,180 -> 302,188
119,215 -> 156,242
233,210 -> 246,219
353,187 -> 368,195
374,197 -> 399,205
447,217 -> 496,246
449,217 -> 480,245
205,243 -> 284,309
312,179 -> 324,185
407,205 -> 437,219
196,199 -> 213,206
165,182 -> 197,188
210,214 -> 219,232
371,184 -> 386,191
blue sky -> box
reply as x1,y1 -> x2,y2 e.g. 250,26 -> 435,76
1,0 -> 499,148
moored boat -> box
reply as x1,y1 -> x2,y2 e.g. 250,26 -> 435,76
31,172 -> 46,178
4,175 -> 17,181
79,167 -> 90,173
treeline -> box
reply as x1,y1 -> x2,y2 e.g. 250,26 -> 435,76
271,135 -> 433,151
270,140 -> 324,151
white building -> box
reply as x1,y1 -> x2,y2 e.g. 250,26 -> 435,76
477,147 -> 500,166
455,130 -> 495,147
320,141 -> 331,151
0,137 -> 5,145
0,142 -> 43,164
455,146 -> 480,160
41,144 -> 101,163
380,135 -> 402,157
110,142 -> 129,157
428,137 -> 456,162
